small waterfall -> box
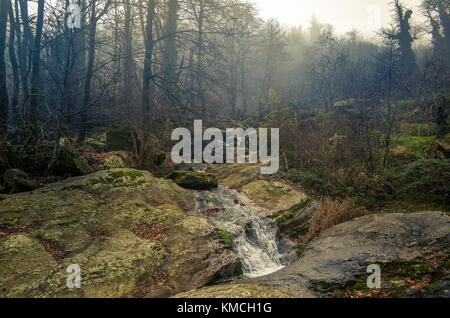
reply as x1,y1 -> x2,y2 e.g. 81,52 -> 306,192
234,218 -> 285,277
191,186 -> 294,278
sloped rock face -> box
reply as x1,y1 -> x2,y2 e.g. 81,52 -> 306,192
275,200 -> 321,239
0,169 -> 241,297
210,164 -> 308,215
178,211 -> 449,298
210,164 -> 262,187
172,283 -> 292,298
242,181 -> 307,214
256,211 -> 450,297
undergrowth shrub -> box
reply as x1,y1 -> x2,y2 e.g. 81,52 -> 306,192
301,197 -> 368,243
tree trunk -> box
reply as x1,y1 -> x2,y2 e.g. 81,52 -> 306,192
29,0 -> 44,129
8,1 -> 19,124
0,0 -> 9,141
162,0 -> 178,102
79,0 -> 97,142
123,0 -> 135,103
141,0 -> 155,120
196,1 -> 205,116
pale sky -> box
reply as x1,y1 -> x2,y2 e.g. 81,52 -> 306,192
253,0 -> 424,37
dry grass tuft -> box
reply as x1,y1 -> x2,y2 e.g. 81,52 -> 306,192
301,197 -> 368,243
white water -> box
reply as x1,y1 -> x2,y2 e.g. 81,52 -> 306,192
192,186 -> 293,278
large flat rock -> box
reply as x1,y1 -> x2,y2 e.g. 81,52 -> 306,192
255,211 -> 450,297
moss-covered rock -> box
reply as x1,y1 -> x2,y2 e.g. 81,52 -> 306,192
172,283 -> 293,298
97,154 -> 128,171
106,124 -> 133,152
53,147 -> 92,176
3,169 -> 37,194
0,234 -> 57,297
0,169 -> 240,297
165,171 -> 218,190
242,180 -> 307,213
210,163 -> 262,187
85,132 -> 107,153
270,199 -> 318,239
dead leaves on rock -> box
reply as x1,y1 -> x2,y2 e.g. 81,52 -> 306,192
133,223 -> 167,242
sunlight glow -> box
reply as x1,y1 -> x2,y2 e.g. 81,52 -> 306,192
253,0 -> 424,37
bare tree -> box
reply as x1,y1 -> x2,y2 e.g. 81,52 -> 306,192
0,0 -> 9,141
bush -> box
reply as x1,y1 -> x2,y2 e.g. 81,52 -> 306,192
301,197 -> 368,243
285,169 -> 334,196
391,159 -> 450,206
363,159 -> 450,208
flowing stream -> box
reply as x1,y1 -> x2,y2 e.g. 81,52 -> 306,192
191,186 -> 295,278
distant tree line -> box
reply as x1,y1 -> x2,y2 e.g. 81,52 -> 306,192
0,0 -> 447,149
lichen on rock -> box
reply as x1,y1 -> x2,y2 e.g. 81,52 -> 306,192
0,168 -> 241,297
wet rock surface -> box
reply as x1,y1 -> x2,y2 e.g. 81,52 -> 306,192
253,211 -> 450,297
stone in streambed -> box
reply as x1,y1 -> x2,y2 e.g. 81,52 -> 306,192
165,170 -> 218,190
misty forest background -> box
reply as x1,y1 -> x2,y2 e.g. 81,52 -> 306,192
0,0 -> 449,211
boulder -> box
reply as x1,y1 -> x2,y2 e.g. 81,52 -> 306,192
53,148 -> 92,176
165,171 -> 218,190
242,180 -> 307,213
210,163 -> 261,187
3,169 -> 37,193
97,154 -> 128,171
106,124 -> 133,152
256,211 -> 450,297
273,200 -> 320,239
85,133 -> 107,153
0,169 -> 239,297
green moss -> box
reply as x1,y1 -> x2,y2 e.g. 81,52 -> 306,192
309,281 -> 332,292
203,228 -> 233,249
269,199 -> 311,226
63,184 -> 85,191
218,229 -> 233,249
97,155 -> 128,171
330,249 -> 449,298
293,244 -> 306,257
108,170 -> 143,179
90,178 -> 101,185
392,136 -> 434,155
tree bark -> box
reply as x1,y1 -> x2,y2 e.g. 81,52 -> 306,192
141,0 -> 155,120
8,1 -> 19,123
79,0 -> 97,142
0,0 -> 9,141
29,0 -> 45,129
